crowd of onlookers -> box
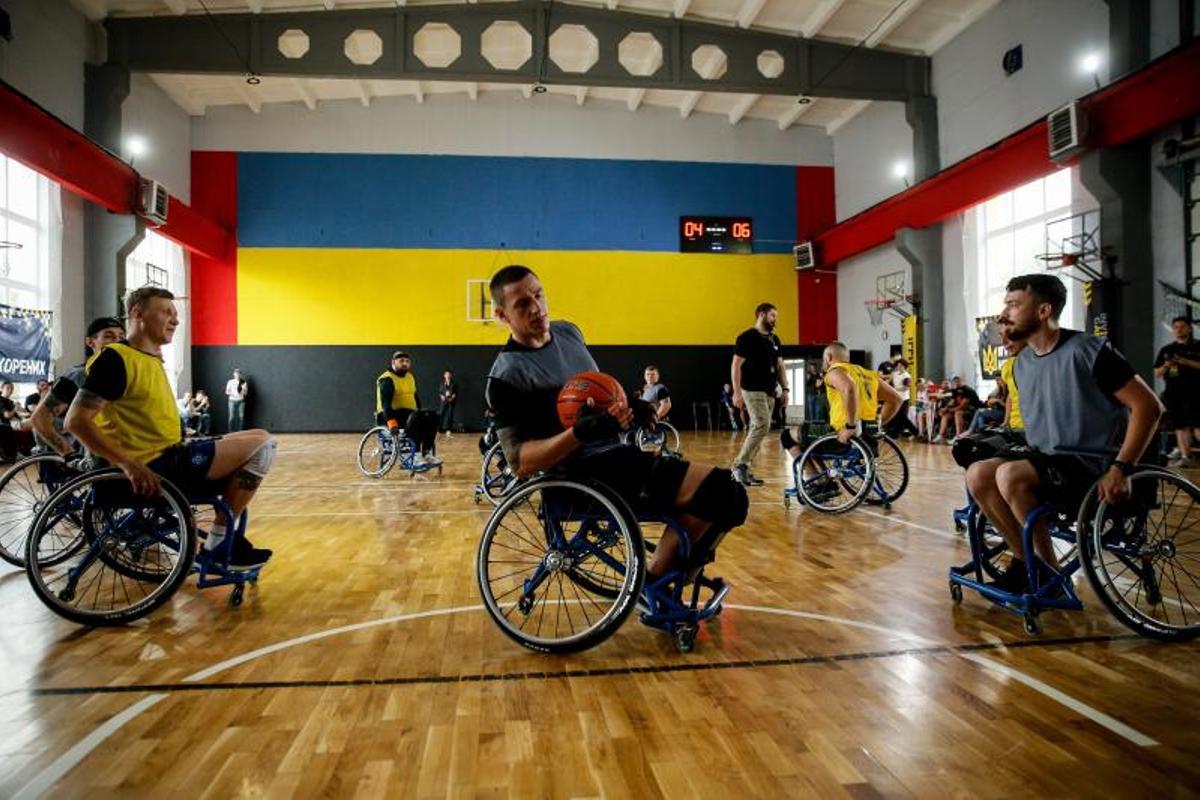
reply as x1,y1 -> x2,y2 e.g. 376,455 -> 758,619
0,379 -> 52,462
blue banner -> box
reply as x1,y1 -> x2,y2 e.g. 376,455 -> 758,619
0,304 -> 52,382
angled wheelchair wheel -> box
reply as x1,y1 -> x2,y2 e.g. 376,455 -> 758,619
1079,468 -> 1200,641
0,454 -> 81,568
866,436 -> 909,506
356,426 -> 399,478
796,434 -> 875,514
479,443 -> 517,505
636,423 -> 682,458
477,478 -> 645,654
25,468 -> 197,626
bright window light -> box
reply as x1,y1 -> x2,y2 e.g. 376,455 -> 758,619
892,161 -> 908,180
1079,52 -> 1102,75
125,136 -> 147,159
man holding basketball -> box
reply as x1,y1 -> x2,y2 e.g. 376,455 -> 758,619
485,265 -> 748,578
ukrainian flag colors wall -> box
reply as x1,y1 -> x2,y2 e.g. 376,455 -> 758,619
191,151 -> 832,431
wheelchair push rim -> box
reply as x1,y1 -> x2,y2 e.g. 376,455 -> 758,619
865,435 -> 909,505
1080,468 -> 1200,641
477,479 -> 645,654
635,423 -> 682,458
356,426 -> 404,478
479,442 -> 517,505
0,454 -> 80,568
24,468 -> 197,626
795,434 -> 876,514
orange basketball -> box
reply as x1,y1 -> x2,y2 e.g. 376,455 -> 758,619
557,371 -> 627,428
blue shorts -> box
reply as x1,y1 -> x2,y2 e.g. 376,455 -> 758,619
147,437 -> 218,489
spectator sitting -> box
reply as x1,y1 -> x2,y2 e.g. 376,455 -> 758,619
967,380 -> 1007,434
934,376 -> 980,442
178,392 -> 195,434
192,390 -> 213,435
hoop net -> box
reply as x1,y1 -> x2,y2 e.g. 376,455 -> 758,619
864,299 -> 894,326
1160,281 -> 1200,329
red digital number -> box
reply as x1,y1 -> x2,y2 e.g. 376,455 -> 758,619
683,220 -> 705,238
731,221 -> 751,239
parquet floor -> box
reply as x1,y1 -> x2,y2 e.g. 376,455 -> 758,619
1,432 -> 1198,798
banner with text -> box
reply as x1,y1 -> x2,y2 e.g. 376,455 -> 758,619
975,315 -> 1009,381
0,305 -> 52,382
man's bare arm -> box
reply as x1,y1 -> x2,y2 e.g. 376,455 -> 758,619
64,391 -> 161,494
29,395 -> 72,456
1112,376 -> 1164,466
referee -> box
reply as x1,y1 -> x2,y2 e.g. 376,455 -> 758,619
730,302 -> 788,486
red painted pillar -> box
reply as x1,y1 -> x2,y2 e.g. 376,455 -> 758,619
190,151 -> 238,345
795,166 -> 836,344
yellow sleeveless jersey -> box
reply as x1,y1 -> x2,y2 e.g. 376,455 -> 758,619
87,343 -> 182,464
999,357 -> 1024,431
376,370 -> 417,414
825,362 -> 879,430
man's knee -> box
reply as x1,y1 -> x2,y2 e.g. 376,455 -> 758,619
682,468 -> 748,530
996,460 -> 1036,501
965,458 -> 1000,495
241,434 -> 279,478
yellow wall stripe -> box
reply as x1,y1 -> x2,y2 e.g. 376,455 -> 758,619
237,248 -> 799,346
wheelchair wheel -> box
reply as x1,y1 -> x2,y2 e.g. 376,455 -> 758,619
975,510 -> 1077,582
866,436 -> 909,506
1079,469 -> 1200,641
477,479 -> 645,654
0,454 -> 80,568
356,426 -> 399,478
25,469 -> 197,626
795,435 -> 874,514
479,443 -> 517,505
635,423 -> 682,458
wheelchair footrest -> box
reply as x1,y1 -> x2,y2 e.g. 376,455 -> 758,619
949,568 -> 1083,616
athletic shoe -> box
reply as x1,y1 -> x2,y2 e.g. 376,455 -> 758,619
732,464 -> 752,486
227,537 -> 272,571
423,455 -> 444,468
1167,447 -> 1182,459
411,453 -> 425,466
747,471 -> 765,486
988,560 -> 1029,595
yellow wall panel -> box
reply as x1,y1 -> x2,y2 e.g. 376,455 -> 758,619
237,248 -> 799,346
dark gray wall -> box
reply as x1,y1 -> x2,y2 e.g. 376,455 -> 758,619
192,343 -> 850,433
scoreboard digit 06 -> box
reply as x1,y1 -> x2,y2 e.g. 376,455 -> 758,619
679,217 -> 753,254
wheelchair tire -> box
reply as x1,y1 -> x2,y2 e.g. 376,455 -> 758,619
477,478 -> 645,654
795,434 -> 875,514
357,426 -> 401,478
635,423 -> 682,458
865,436 -> 909,506
24,469 -> 197,626
1078,468 -> 1200,641
479,443 -> 517,505
0,454 -> 80,568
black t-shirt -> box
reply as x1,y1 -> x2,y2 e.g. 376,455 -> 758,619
734,328 -> 782,393
82,348 -> 130,401
0,397 -> 14,421
1154,339 -> 1200,393
439,381 -> 458,404
24,392 -> 40,411
951,386 -> 981,408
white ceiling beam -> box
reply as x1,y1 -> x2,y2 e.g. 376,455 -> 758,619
801,0 -> 848,38
736,0 -> 768,29
162,0 -> 188,14
627,88 -> 645,112
575,86 -> 588,106
412,80 -> 424,104
864,0 -> 925,47
778,98 -> 816,131
70,0 -> 108,21
672,0 -> 691,19
826,99 -> 870,134
322,0 -> 336,8
606,0 -> 619,8
467,82 -> 478,101
233,79 -> 261,113
159,81 -> 206,116
247,0 -> 262,12
728,93 -> 760,125
922,0 -> 999,54
292,78 -> 317,110
356,80 -> 371,107
521,85 -> 534,99
679,90 -> 701,118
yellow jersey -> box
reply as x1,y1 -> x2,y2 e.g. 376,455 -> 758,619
999,357 -> 1024,431
376,370 -> 417,414
825,362 -> 879,430
85,343 -> 182,464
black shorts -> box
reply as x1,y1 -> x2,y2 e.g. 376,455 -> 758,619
1163,389 -> 1200,428
1024,451 -> 1104,509
147,437 -> 218,490
560,443 -> 689,517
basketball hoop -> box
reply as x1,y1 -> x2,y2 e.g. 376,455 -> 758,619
864,299 -> 895,327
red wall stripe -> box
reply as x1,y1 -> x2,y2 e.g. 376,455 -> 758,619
814,38 -> 1200,267
795,165 -> 837,344
190,151 -> 238,346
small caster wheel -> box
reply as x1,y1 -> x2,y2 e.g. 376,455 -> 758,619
59,588 -> 76,602
674,624 -> 697,653
437,465 -> 443,476
783,496 -> 791,510
474,492 -> 482,505
1022,613 -> 1041,636
950,582 -> 963,604
882,501 -> 892,511
954,520 -> 965,532
710,603 -> 724,618
230,586 -> 244,607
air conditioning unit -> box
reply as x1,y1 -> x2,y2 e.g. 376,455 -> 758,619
137,179 -> 169,226
1047,101 -> 1086,162
793,241 -> 816,271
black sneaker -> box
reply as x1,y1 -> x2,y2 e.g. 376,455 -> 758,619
732,465 -> 752,486
989,559 -> 1030,595
227,536 -> 273,571
747,471 -> 765,486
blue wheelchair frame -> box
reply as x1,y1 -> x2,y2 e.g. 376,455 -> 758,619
783,434 -> 901,510
191,492 -> 261,606
361,425 -> 442,478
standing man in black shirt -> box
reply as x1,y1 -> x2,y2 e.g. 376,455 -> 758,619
730,303 -> 788,486
438,369 -> 458,437
1154,316 -> 1200,467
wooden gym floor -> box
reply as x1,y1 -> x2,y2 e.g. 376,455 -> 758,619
1,432 -> 1198,798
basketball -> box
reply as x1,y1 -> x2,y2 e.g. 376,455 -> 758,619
556,371 -> 627,428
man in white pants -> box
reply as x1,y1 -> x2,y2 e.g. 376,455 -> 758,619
225,368 -> 248,432
730,302 -> 788,486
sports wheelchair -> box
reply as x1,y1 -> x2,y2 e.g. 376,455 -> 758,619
949,457 -> 1200,640
0,451 -> 83,568
356,422 -> 441,479
23,467 -> 263,625
476,476 -> 728,654
783,423 -> 909,513
474,441 -> 520,505
622,421 -> 682,459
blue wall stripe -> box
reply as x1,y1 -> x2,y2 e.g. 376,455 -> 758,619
237,153 -> 797,253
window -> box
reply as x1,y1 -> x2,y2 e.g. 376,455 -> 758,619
125,230 -> 188,395
0,155 -> 60,394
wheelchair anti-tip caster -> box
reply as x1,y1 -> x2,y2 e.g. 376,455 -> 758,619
1022,612 -> 1041,636
783,496 -> 791,510
954,520 -> 965,532
230,585 -> 244,607
674,624 -> 698,653
950,582 -> 963,604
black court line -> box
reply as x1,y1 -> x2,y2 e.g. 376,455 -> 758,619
31,632 -> 1143,698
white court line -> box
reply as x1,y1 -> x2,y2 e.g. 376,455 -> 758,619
858,509 -> 962,541
960,654 -> 1157,746
256,509 -> 491,518
11,601 -> 1157,797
